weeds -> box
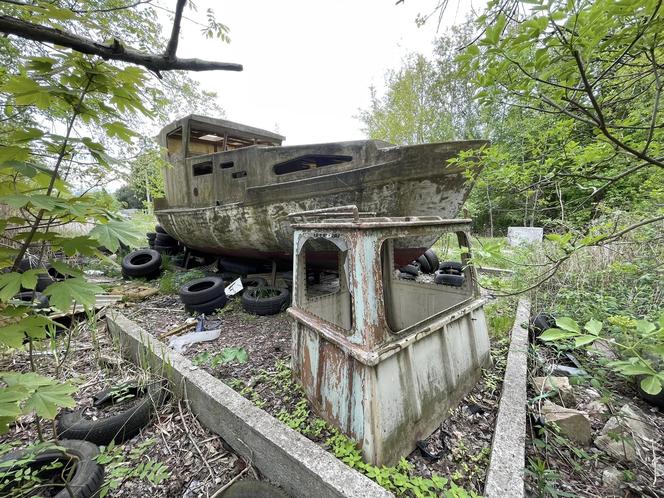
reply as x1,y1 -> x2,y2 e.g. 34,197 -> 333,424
158,269 -> 205,294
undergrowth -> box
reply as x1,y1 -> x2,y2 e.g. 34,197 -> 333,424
158,269 -> 205,294
226,361 -> 480,498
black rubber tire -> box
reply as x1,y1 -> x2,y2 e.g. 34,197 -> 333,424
439,261 -> 463,274
155,232 -> 178,246
416,254 -> 433,274
0,439 -> 104,498
17,257 -> 46,273
184,292 -> 229,314
155,224 -> 167,234
399,263 -> 420,276
121,249 -> 162,278
218,257 -> 261,276
636,375 -> 664,409
56,382 -> 168,446
14,291 -> 49,309
35,273 -> 55,292
530,313 -> 556,334
398,271 -> 416,280
424,249 -> 439,273
47,265 -> 66,281
219,271 -> 242,281
220,480 -> 290,498
434,271 -> 465,287
241,287 -> 290,316
179,276 -> 226,305
241,276 -> 268,290
154,244 -> 180,255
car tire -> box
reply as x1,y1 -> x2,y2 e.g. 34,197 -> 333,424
121,249 -> 162,278
56,382 -> 168,446
424,249 -> 439,273
439,261 -> 463,274
241,287 -> 290,316
155,224 -> 167,234
416,254 -> 433,274
35,273 -> 55,292
14,291 -> 49,309
218,257 -> 260,276
146,232 -> 157,241
184,292 -> 229,314
434,271 -> 465,287
155,233 -> 178,246
399,263 -> 420,277
0,439 -> 104,498
179,277 -> 226,305
154,244 -> 179,255
398,271 -> 416,280
219,480 -> 289,498
241,277 -> 268,292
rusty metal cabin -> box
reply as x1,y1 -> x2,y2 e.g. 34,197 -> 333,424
288,207 -> 491,467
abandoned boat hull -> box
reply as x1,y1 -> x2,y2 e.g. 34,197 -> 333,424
155,141 -> 486,261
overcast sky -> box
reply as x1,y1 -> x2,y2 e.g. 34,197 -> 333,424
174,0 -> 480,145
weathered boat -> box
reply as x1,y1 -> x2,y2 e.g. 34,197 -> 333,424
154,115 -> 486,264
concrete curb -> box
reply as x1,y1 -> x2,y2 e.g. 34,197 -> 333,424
484,297 -> 531,498
106,312 -> 392,498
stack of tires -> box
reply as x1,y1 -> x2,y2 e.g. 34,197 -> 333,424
121,249 -> 162,279
179,276 -> 228,314
146,231 -> 156,249
153,225 -> 180,255
15,256 -> 63,292
399,249 -> 439,280
434,261 -> 465,287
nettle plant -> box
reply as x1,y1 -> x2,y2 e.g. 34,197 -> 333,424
539,316 -> 664,395
0,53 -> 147,436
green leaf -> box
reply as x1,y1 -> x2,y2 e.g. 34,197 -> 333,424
49,260 -> 82,278
0,272 -> 23,302
219,347 -> 248,364
42,278 -> 104,311
20,269 -> 42,291
538,328 -> 576,341
584,318 -> 602,336
103,121 -> 137,142
640,375 -> 662,396
0,385 -> 29,417
555,317 -> 581,333
635,320 -> 656,334
0,316 -> 55,347
539,328 -> 576,341
24,382 -> 77,419
1,371 -> 53,389
89,219 -> 145,252
575,335 -> 598,347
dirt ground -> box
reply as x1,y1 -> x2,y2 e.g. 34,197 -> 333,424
0,312 -> 251,497
128,290 -> 508,495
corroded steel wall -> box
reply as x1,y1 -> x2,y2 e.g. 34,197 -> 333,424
288,219 -> 491,466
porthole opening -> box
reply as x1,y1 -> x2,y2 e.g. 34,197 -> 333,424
273,154 -> 352,175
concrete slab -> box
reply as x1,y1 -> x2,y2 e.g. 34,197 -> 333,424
484,297 -> 530,498
106,312 -> 392,498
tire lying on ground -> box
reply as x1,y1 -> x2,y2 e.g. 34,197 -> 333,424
56,381 -> 168,446
240,276 -> 268,292
219,480 -> 290,498
154,244 -> 179,255
0,439 -> 104,498
155,224 -> 167,234
434,271 -> 465,287
146,232 -> 157,241
399,263 -> 420,277
218,257 -> 260,276
155,232 -> 178,246
121,249 -> 162,279
13,291 -> 49,309
35,273 -> 56,292
179,276 -> 226,305
241,287 -> 290,316
438,261 -> 463,274
529,312 -> 556,342
184,293 -> 229,315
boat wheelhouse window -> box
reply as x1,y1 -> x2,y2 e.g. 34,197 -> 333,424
273,154 -> 353,175
232,171 -> 247,179
192,161 -> 213,176
220,161 -> 234,169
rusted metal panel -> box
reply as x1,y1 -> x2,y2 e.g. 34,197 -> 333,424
289,212 -> 491,466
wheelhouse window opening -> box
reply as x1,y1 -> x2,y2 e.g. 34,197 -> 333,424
300,238 -> 352,331
381,232 -> 473,333
192,161 -> 213,176
273,154 -> 353,175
